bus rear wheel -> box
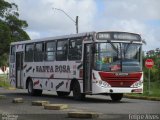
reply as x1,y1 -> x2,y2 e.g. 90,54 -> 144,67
27,80 -> 42,96
72,81 -> 85,100
110,93 -> 123,102
57,91 -> 70,97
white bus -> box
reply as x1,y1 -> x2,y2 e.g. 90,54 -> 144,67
9,31 -> 145,101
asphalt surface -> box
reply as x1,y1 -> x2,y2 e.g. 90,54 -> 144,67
0,87 -> 160,120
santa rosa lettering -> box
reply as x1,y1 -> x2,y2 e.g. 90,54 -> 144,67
36,65 -> 70,73
36,66 -> 54,72
55,65 -> 70,73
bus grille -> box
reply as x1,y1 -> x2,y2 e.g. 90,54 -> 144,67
99,72 -> 142,87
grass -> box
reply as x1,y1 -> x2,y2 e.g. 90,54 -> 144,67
143,81 -> 160,97
0,74 -> 10,88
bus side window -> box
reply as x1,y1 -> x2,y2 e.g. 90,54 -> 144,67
45,41 -> 56,61
25,44 -> 34,62
10,46 -> 15,63
56,39 -> 68,61
68,38 -> 82,60
34,42 -> 43,62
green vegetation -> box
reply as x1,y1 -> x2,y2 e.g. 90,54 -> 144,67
143,55 -> 160,83
143,82 -> 160,97
0,74 -> 10,88
0,0 -> 30,67
128,49 -> 160,98
143,49 -> 160,97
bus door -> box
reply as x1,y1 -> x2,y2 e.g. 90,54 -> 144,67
16,52 -> 23,88
83,44 -> 93,93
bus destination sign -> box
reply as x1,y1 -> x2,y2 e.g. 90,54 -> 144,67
97,32 -> 141,41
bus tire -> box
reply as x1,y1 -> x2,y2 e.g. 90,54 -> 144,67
27,79 -> 35,96
110,93 -> 123,102
72,81 -> 85,100
27,79 -> 42,96
57,91 -> 70,97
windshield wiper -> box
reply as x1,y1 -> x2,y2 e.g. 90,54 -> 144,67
107,40 -> 120,56
123,42 -> 134,59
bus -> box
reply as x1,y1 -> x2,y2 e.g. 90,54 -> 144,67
9,31 -> 145,101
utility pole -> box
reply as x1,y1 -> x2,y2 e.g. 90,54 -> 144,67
53,8 -> 79,33
76,16 -> 78,33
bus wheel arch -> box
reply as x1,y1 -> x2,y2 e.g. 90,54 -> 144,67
26,77 -> 42,96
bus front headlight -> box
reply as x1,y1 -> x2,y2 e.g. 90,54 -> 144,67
131,80 -> 143,88
97,80 -> 111,88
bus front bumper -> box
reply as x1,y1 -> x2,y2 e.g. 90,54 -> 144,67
92,84 -> 143,94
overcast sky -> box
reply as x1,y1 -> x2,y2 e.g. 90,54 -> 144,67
7,0 -> 160,51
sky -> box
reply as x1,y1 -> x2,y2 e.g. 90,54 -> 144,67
6,0 -> 160,51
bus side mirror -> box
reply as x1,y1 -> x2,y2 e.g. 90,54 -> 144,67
142,39 -> 146,45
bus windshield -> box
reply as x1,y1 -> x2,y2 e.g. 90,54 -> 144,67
94,43 -> 142,72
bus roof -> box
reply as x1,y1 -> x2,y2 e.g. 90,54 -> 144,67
11,32 -> 95,45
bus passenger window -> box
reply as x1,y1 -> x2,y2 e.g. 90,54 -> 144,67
56,40 -> 68,61
34,43 -> 43,62
45,41 -> 56,61
68,38 -> 82,60
25,44 -> 34,62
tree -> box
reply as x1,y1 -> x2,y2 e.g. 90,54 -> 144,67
0,0 -> 30,66
0,20 -> 11,57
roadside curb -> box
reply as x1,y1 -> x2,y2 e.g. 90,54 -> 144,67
6,87 -> 16,90
124,95 -> 160,101
44,104 -> 68,110
68,112 -> 99,119
12,98 -> 24,103
32,101 -> 49,106
0,95 -> 6,99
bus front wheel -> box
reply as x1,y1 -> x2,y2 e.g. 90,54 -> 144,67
72,81 -> 85,100
110,93 -> 123,102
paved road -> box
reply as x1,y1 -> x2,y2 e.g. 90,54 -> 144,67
0,88 -> 160,120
